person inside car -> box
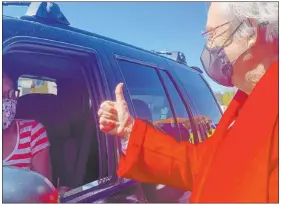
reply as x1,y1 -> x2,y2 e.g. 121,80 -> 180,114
98,2 -> 278,202
3,72 -> 52,181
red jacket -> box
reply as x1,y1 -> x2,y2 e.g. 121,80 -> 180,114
117,61 -> 278,202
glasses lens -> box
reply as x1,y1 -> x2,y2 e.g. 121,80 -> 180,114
14,90 -> 20,98
7,89 -> 19,100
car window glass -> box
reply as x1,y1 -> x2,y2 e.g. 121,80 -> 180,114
18,76 -> 57,96
173,67 -> 222,143
118,60 -> 181,140
159,71 -> 193,142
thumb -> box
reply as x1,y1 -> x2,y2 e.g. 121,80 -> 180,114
115,83 -> 125,102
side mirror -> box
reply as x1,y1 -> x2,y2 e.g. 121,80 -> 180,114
3,166 -> 58,203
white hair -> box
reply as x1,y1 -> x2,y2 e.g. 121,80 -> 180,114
219,2 -> 278,42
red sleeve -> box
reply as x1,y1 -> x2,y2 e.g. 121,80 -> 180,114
30,121 -> 50,156
268,120 -> 278,202
117,119 -> 208,191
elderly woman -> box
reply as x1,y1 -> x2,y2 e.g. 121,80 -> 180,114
98,2 -> 278,202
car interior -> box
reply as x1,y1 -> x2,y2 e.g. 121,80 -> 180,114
4,51 -> 100,189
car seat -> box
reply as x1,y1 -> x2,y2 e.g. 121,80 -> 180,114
16,93 -> 60,125
131,99 -> 153,123
15,81 -> 95,189
15,93 -> 68,186
56,80 -> 97,188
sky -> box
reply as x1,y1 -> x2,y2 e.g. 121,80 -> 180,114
3,2 -> 235,93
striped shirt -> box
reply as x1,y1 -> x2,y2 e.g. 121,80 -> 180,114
3,120 -> 50,169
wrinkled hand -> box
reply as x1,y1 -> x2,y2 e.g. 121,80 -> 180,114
98,83 -> 134,139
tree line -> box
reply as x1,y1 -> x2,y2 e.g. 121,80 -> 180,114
214,91 -> 236,106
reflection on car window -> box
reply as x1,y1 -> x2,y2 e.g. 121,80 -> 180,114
118,60 -> 181,140
173,66 -> 222,142
18,76 -> 57,96
159,71 -> 193,142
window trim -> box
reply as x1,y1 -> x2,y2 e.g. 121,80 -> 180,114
158,70 -> 199,141
157,70 -> 182,140
115,55 -> 179,118
172,68 -> 222,142
114,54 -> 169,119
196,75 -> 223,139
115,54 -> 197,141
115,54 -> 160,70
3,36 -> 115,194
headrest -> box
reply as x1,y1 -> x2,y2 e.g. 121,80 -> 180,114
57,80 -> 88,121
132,99 -> 152,122
16,94 -> 59,123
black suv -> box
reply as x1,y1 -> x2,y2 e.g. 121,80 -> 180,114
3,2 -> 222,203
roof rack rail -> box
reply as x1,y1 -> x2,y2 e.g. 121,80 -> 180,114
3,2 -> 31,6
152,50 -> 187,65
152,50 -> 203,73
4,2 -> 70,26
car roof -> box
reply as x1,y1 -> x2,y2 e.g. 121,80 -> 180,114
3,13 -> 200,74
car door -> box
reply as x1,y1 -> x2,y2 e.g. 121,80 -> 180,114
61,44 -> 149,203
109,52 -> 197,203
57,45 -> 146,203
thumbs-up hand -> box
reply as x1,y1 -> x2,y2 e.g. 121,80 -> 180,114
98,83 -> 134,139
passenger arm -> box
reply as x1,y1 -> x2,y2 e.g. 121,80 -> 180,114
118,119 -> 201,191
31,147 -> 52,182
30,122 -> 52,181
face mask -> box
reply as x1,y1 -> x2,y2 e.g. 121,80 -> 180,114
200,22 -> 244,87
3,99 -> 17,130
200,46 -> 234,87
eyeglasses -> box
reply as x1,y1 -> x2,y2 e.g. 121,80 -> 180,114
202,21 -> 231,36
3,89 -> 20,100
202,21 -> 243,49
202,21 -> 231,45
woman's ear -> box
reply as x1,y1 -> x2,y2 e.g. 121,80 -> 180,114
247,18 -> 259,48
248,38 -> 256,49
